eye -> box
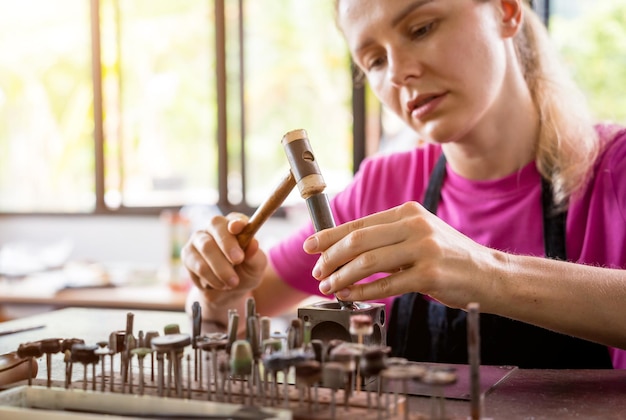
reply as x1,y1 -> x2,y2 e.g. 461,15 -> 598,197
409,22 -> 434,40
366,55 -> 387,71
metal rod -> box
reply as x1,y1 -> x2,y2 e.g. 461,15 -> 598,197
468,302 -> 482,420
282,129 -> 357,310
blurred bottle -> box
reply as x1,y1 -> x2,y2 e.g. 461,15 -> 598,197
161,210 -> 191,292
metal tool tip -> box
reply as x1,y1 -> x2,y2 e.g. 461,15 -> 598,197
338,300 -> 358,311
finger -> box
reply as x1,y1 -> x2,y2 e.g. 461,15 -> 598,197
334,270 -> 420,302
187,268 -> 204,291
303,217 -> 366,255
227,212 -> 257,250
182,236 -> 207,288
185,231 -> 238,290
242,237 -> 260,260
225,212 -> 249,234
182,236 -> 226,290
304,211 -> 405,280
312,219 -> 410,282
317,237 -> 415,296
312,203 -> 433,278
184,248 -> 222,291
206,215 -> 247,265
304,207 -> 407,255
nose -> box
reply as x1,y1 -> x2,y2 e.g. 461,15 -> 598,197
387,48 -> 422,87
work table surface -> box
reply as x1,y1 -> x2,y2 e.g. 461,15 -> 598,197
0,280 -> 187,315
0,308 -> 625,419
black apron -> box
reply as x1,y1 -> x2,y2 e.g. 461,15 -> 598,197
387,154 -> 612,368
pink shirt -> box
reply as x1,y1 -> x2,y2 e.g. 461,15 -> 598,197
269,125 -> 626,367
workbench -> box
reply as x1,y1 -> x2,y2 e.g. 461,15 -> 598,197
0,307 -> 625,419
0,277 -> 187,321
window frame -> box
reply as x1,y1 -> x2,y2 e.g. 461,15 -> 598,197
214,0 -> 368,217
12,0 -> 551,217
531,0 -> 551,26
1,0 -> 366,217
91,0 -> 367,217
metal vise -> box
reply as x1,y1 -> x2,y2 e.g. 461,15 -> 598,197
298,300 -> 386,346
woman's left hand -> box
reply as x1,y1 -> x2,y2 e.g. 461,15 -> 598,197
303,201 -> 502,309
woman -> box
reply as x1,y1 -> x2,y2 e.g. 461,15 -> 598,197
183,0 -> 626,368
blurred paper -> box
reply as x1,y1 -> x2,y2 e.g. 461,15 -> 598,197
0,240 -> 73,277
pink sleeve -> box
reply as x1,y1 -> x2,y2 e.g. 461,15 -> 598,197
267,168 -> 365,296
593,125 -> 626,368
268,220 -> 321,296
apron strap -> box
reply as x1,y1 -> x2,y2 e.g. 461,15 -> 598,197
422,153 -> 567,258
388,153 -> 611,368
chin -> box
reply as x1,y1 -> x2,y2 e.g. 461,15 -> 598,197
414,122 -> 457,145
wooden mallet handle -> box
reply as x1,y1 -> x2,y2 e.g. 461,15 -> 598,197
236,171 -> 296,249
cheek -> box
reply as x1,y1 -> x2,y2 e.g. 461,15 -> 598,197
466,48 -> 507,110
453,21 -> 508,92
369,76 -> 403,115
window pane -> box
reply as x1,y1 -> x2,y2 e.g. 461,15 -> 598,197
102,0 -> 217,208
0,1 -> 93,212
550,0 -> 626,124
241,0 -> 354,206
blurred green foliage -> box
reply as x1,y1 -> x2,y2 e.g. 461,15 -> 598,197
551,2 -> 626,124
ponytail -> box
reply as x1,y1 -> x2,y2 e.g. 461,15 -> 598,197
515,4 -> 600,210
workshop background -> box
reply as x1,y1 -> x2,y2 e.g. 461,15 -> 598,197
0,0 -> 624,317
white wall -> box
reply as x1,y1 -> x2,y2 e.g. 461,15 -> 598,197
0,207 -> 306,271
0,207 -> 307,320
0,215 -> 168,267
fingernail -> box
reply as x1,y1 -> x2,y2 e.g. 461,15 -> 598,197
319,280 -> 331,294
337,288 -> 351,299
303,236 -> 318,253
312,264 -> 321,279
226,276 -> 238,288
229,247 -> 243,262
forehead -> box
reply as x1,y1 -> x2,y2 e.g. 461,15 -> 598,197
337,0 -> 380,17
338,0 -> 439,21
339,0 -> 400,24
337,0 -> 439,48
337,0 -> 446,34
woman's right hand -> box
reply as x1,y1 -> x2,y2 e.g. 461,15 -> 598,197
182,213 -> 267,303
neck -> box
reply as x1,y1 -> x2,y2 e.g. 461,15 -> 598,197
443,50 -> 539,181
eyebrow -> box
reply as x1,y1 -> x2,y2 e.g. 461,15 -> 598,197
354,0 -> 435,55
391,0 -> 435,27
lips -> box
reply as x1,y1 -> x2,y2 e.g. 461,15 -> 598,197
406,92 -> 446,120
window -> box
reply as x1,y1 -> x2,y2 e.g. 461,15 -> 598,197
4,1 -> 620,216
237,0 -> 358,208
100,0 -> 217,210
0,0 -> 362,214
0,1 -> 93,213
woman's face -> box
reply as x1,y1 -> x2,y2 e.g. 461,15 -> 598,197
338,0 -> 518,145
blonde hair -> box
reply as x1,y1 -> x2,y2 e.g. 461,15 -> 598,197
515,3 -> 600,210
